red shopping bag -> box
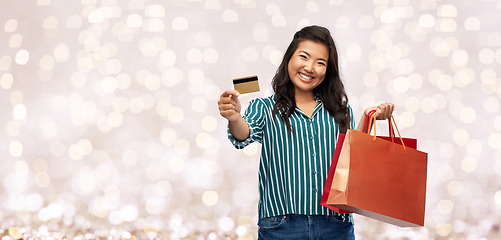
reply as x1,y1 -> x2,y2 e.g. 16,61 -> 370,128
321,133 -> 351,214
325,112 -> 427,227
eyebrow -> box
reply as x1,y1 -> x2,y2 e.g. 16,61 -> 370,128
298,50 -> 327,63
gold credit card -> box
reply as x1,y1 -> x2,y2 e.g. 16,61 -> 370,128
233,75 -> 259,94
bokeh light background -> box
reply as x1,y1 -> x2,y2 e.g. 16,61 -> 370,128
1,0 -> 501,239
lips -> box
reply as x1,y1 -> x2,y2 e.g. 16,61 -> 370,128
299,72 -> 314,83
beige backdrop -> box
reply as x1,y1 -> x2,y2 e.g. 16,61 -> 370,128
1,0 -> 500,239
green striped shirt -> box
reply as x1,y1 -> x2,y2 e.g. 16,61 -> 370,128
228,95 -> 355,223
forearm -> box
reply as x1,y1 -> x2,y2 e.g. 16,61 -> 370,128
228,116 -> 250,141
356,112 -> 370,133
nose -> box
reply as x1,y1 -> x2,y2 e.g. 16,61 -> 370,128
303,61 -> 314,73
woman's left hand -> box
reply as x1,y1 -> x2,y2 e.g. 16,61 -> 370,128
364,102 -> 394,120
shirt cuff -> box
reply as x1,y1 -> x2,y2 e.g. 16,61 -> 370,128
227,125 -> 255,149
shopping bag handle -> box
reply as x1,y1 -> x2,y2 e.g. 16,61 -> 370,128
364,110 -> 397,143
368,110 -> 407,151
362,110 -> 377,133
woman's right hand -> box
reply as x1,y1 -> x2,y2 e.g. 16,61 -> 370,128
218,90 -> 241,122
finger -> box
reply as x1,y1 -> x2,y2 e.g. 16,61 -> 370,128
219,96 -> 236,105
220,89 -> 240,98
220,109 -> 234,116
227,89 -> 240,98
220,109 -> 238,119
379,103 -> 393,119
219,103 -> 236,111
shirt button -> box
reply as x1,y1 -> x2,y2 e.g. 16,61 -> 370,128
313,171 -> 317,175
313,189 -> 317,193
310,136 -> 314,140
312,153 -> 316,157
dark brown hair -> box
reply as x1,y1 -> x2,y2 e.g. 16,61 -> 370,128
272,25 -> 350,133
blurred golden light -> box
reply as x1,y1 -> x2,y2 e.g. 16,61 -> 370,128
459,107 -> 476,123
202,191 -> 219,206
145,198 -> 163,214
437,5 -> 458,17
436,19 -> 457,32
15,161 -> 29,176
418,14 -> 435,28
129,97 -> 145,113
420,97 -> 436,113
174,139 -> 190,155
271,14 -> 287,27
243,142 -> 260,157
495,191 -> 501,206
191,96 -> 208,113
9,140 -> 23,157
461,157 -> 477,173
172,17 -> 189,31
438,165 -> 454,181
169,156 -> 185,173
223,10 -> 239,23
201,116 -> 218,132
36,172 -> 51,188
196,133 -> 213,149
453,128 -> 470,146
451,49 -> 468,66
121,150 -> 138,167
13,104 -> 27,120
9,227 -> 23,239
437,199 -> 453,214
127,14 -> 143,28
4,19 -> 18,32
437,75 -> 453,91
69,144 -> 85,160
1,73 -> 14,89
43,16 -> 58,29
67,15 -> 82,28
167,107 -> 184,123
9,33 -> 22,48
399,111 -> 415,128
187,48 -> 203,64
160,128 -> 177,146
488,133 -> 501,149
447,181 -> 464,196
435,223 -> 452,237
453,68 -> 474,88
203,48 -> 219,63
15,49 -> 30,65
32,159 -> 47,174
146,165 -> 162,181
50,140 -> 65,156
155,180 -> 172,196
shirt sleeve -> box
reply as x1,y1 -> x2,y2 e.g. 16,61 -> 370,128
227,98 -> 265,149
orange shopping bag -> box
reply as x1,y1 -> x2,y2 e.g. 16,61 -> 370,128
325,113 -> 428,227
321,110 -> 417,214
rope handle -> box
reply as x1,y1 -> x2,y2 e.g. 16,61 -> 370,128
363,109 -> 398,144
368,110 -> 407,151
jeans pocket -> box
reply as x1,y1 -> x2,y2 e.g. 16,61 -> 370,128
258,215 -> 286,230
329,213 -> 352,225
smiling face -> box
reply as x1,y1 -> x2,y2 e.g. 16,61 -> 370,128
287,40 -> 329,98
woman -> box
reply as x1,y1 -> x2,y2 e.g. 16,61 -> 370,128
218,25 -> 393,239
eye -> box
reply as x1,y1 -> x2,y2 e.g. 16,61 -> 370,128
318,61 -> 326,66
299,54 -> 307,59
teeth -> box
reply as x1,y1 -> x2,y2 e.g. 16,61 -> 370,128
299,73 -> 312,80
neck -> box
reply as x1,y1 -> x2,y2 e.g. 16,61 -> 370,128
295,90 -> 315,103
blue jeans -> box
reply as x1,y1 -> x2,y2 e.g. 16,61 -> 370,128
258,214 -> 355,240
